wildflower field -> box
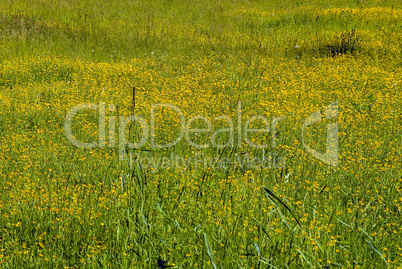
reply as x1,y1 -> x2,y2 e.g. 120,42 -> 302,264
0,0 -> 401,268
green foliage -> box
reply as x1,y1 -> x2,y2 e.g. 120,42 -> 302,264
0,0 -> 401,268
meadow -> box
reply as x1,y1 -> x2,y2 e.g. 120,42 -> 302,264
0,0 -> 401,268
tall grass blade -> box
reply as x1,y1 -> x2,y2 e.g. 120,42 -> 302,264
203,233 -> 217,269
366,241 -> 388,265
262,187 -> 303,229
254,242 -> 261,256
296,249 -> 314,268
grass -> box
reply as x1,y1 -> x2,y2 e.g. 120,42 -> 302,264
0,0 -> 401,268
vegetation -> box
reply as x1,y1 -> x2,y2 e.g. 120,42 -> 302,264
0,0 -> 401,268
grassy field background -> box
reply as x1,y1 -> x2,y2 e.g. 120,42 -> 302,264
0,0 -> 401,268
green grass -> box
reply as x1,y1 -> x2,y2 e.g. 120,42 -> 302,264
0,0 -> 401,268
